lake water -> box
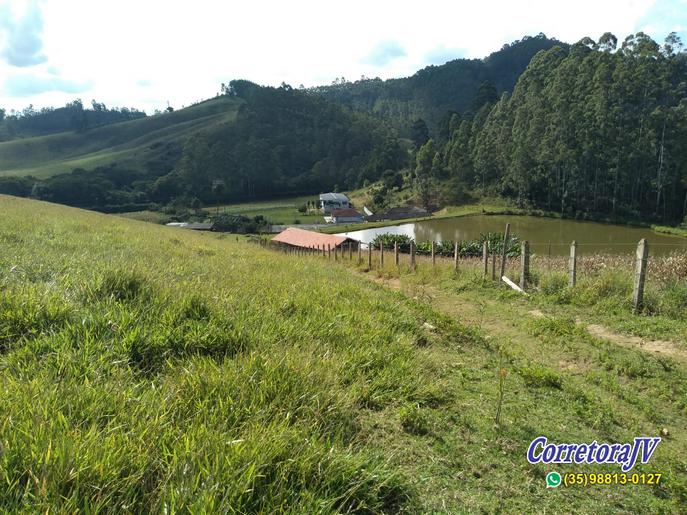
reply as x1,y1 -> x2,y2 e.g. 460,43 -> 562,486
336,215 -> 687,256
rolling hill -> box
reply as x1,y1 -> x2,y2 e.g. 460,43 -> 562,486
0,82 -> 403,210
0,96 -> 243,178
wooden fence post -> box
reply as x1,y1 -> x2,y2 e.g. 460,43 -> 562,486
633,239 -> 649,314
482,241 -> 488,276
454,241 -> 459,271
520,240 -> 529,290
349,242 -> 352,260
328,244 -> 331,260
410,241 -> 416,269
368,244 -> 372,269
358,243 -> 362,262
380,242 -> 384,267
491,251 -> 496,281
334,245 -> 338,261
499,223 -> 510,283
569,241 -> 577,287
394,242 -> 399,266
431,241 -> 436,266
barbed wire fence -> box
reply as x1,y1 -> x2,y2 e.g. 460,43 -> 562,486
252,224 -> 687,314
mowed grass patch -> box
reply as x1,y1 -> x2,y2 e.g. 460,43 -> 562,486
0,195 -> 471,512
212,195 -> 324,224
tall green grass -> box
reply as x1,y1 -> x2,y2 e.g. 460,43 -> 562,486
0,195 -> 463,512
3,195 -> 687,512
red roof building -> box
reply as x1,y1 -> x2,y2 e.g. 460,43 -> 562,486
272,227 -> 357,249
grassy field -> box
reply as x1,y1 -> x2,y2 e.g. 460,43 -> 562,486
209,195 -> 325,224
1,195 -> 686,512
0,97 -> 242,178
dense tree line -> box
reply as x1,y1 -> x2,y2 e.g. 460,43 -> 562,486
309,34 -> 565,132
0,99 -> 146,141
422,32 -> 687,223
151,80 -> 406,204
0,83 -> 405,209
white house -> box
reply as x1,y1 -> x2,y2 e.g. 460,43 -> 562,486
319,193 -> 350,214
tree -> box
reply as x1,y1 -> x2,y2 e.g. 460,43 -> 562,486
470,81 -> 498,112
211,179 -> 227,214
415,139 -> 436,210
410,119 -> 429,150
381,169 -> 403,190
598,32 -> 617,52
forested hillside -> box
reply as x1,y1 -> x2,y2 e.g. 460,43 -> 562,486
0,82 -> 404,209
0,100 -> 146,141
421,32 -> 687,223
161,80 -> 405,204
309,34 -> 565,132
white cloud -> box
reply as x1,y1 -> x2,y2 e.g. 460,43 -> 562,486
0,0 -> 47,67
4,72 -> 91,96
0,0 -> 675,113
361,40 -> 406,66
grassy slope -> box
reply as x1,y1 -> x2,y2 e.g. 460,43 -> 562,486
209,195 -> 325,224
0,97 -> 242,178
1,195 -> 685,512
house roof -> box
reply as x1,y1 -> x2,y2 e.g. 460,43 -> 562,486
272,227 -> 353,248
319,192 -> 349,202
166,222 -> 214,230
331,208 -> 362,217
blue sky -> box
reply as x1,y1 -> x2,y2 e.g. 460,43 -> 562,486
0,0 -> 685,114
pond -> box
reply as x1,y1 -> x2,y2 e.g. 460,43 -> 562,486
336,215 -> 687,256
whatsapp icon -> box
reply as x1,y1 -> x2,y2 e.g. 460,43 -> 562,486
546,472 -> 562,488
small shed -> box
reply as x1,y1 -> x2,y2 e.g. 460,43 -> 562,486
272,227 -> 358,250
331,208 -> 364,224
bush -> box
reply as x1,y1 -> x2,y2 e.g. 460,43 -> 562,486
211,213 -> 270,233
370,232 -> 520,257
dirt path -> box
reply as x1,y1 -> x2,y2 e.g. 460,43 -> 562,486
586,323 -> 687,361
527,308 -> 687,361
366,271 -> 687,364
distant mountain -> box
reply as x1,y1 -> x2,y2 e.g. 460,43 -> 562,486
308,33 -> 567,132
